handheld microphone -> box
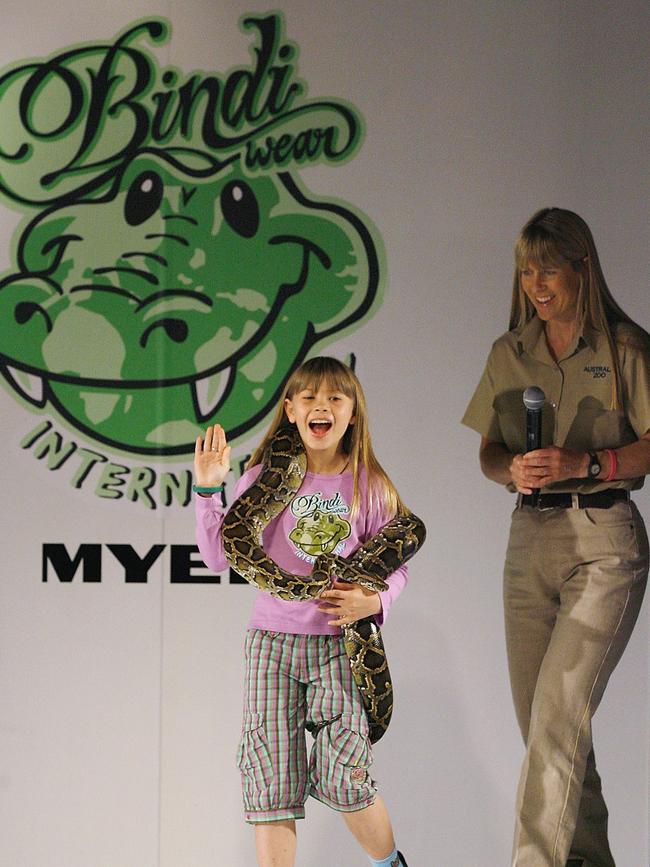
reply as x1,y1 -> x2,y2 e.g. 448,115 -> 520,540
522,386 -> 545,506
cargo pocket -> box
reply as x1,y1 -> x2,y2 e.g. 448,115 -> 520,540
236,711 -> 274,806
331,712 -> 373,795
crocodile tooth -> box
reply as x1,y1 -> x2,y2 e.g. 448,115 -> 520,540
191,367 -> 233,421
3,365 -> 46,407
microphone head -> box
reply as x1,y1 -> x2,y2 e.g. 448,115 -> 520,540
523,386 -> 546,411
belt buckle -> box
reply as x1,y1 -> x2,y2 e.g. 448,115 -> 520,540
517,492 -> 545,510
537,500 -> 554,512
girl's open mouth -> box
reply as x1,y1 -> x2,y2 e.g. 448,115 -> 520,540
308,420 -> 332,437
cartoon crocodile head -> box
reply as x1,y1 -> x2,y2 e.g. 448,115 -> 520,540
289,510 -> 351,556
0,153 -> 378,454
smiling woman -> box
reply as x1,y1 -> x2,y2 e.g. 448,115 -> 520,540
463,207 -> 650,867
519,262 -> 580,328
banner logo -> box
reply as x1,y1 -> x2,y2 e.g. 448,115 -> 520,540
0,14 -> 382,478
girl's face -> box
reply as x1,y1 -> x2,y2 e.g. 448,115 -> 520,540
284,380 -> 355,457
520,260 -> 581,325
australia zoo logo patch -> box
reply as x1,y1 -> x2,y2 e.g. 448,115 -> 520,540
583,365 -> 611,379
0,12 -> 382,504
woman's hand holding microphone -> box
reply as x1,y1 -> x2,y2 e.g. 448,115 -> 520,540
510,446 -> 589,494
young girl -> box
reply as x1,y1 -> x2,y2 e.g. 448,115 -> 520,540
194,357 -> 410,867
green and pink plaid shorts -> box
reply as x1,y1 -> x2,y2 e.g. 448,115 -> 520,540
237,629 -> 377,823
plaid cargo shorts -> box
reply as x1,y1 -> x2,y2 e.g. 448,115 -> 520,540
237,629 -> 377,823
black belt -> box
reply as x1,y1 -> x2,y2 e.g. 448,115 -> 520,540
517,489 -> 630,510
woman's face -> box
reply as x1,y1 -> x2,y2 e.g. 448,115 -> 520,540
520,260 -> 581,325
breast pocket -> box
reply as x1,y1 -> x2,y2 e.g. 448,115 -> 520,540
565,395 -> 627,450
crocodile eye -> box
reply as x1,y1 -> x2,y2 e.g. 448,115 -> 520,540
140,318 -> 188,348
14,301 -> 53,332
220,180 -> 259,238
125,171 -> 164,226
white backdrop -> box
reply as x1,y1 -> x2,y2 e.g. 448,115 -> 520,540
1,2 -> 649,866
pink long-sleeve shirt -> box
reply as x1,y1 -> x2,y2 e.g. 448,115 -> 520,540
195,464 -> 408,635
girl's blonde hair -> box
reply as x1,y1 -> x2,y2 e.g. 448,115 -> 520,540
248,356 -> 408,517
509,207 -> 645,409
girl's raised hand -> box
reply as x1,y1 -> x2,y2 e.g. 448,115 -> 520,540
194,424 -> 231,488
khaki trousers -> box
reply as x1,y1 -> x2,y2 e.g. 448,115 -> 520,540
503,500 -> 648,867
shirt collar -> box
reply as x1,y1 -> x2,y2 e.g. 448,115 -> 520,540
516,316 -> 600,359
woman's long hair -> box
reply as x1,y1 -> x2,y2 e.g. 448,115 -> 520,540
248,356 -> 407,517
509,207 -> 646,409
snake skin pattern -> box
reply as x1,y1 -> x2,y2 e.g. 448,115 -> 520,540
222,426 -> 426,742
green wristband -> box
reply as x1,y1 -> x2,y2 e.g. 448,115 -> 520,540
192,484 -> 224,494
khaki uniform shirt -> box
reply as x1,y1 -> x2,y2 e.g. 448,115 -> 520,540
462,317 -> 650,492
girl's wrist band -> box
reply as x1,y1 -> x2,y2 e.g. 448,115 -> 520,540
604,449 -> 617,482
192,484 -> 224,494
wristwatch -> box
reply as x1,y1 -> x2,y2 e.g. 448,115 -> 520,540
587,451 -> 601,479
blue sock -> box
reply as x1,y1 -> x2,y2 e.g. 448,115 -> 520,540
369,847 -> 401,867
